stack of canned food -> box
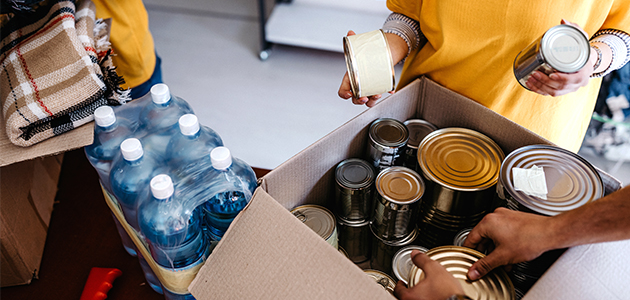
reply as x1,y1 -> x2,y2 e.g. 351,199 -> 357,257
497,144 -> 604,298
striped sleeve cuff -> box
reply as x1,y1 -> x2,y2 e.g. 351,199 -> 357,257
590,29 -> 630,78
382,12 -> 424,62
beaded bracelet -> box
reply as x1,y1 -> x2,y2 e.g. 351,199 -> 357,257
589,44 -> 603,77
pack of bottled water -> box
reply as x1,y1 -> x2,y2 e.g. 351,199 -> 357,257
84,84 -> 256,300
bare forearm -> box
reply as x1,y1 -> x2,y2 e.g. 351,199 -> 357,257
384,32 -> 409,65
547,185 -> 630,250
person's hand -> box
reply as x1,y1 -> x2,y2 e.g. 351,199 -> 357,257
463,208 -> 554,280
393,250 -> 464,300
525,19 -> 595,97
338,30 -> 385,107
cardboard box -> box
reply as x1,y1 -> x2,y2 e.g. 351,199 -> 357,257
1,154 -> 64,287
188,77 -> 623,300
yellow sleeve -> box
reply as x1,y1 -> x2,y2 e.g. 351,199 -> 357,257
93,0 -> 156,89
386,0 -> 421,21
601,0 -> 630,32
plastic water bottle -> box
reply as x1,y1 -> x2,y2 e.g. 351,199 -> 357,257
109,138 -> 164,294
138,84 -> 194,161
139,174 -> 210,300
166,114 -> 223,171
202,147 -> 257,241
84,106 -> 138,257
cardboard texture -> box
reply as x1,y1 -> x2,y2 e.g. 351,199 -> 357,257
1,154 -> 63,287
189,77 -> 622,299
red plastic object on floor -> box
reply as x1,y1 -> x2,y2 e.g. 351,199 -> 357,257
79,267 -> 123,300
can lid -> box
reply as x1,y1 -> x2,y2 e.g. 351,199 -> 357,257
369,118 -> 409,147
291,205 -> 336,241
336,158 -> 375,189
94,106 -> 116,127
409,246 -> 515,300
453,228 -> 473,247
364,269 -> 396,294
500,144 -> 603,216
404,119 -> 438,149
418,128 -> 504,191
541,24 -> 590,73
376,166 -> 425,204
392,245 -> 429,285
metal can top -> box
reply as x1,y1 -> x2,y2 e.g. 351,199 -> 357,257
409,246 -> 515,300
453,228 -> 473,247
418,128 -> 505,191
376,166 -> 425,205
541,24 -> 590,73
369,118 -> 410,148
404,119 -> 438,150
499,144 -> 603,216
392,245 -> 430,285
336,158 -> 375,190
364,269 -> 396,294
291,205 -> 336,241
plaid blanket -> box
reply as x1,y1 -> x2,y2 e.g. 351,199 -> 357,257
0,0 -> 128,147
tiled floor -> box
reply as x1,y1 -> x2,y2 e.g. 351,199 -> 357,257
145,0 -> 629,186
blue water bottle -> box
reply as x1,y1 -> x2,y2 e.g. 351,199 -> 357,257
109,138 -> 164,294
165,114 -> 223,171
203,147 -> 257,241
139,174 -> 210,300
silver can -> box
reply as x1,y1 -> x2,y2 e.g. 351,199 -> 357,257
513,24 -> 590,90
453,228 -> 472,247
368,118 -> 409,171
402,119 -> 438,172
364,269 -> 397,295
370,227 -> 418,277
291,205 -> 339,249
371,166 -> 425,241
337,218 -> 372,264
335,158 -> 375,221
343,29 -> 395,99
391,245 -> 429,285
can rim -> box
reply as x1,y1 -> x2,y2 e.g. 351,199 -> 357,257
375,166 -> 425,204
291,204 -> 336,240
369,118 -> 410,147
392,245 -> 429,284
335,158 -> 375,190
403,119 -> 439,149
541,24 -> 590,73
343,36 -> 361,98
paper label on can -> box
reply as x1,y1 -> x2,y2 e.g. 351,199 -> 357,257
512,165 -> 548,200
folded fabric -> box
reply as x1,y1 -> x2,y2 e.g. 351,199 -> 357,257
0,0 -> 128,147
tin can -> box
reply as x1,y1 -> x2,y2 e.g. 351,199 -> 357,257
291,205 -> 338,249
364,269 -> 396,295
343,29 -> 395,98
370,227 -> 418,277
416,128 -> 505,249
409,246 -> 515,300
371,166 -> 424,241
402,119 -> 438,172
368,118 -> 409,171
335,158 -> 375,221
513,24 -> 590,90
453,228 -> 472,247
337,218 -> 372,264
497,144 -> 603,216
391,245 -> 429,285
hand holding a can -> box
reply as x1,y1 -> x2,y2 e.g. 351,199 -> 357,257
393,250 -> 464,300
521,20 -> 597,97
462,207 -> 552,281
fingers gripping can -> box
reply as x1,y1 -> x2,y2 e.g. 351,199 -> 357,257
343,29 -> 395,98
513,24 -> 590,90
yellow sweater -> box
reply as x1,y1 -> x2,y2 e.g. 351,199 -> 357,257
387,0 -> 630,152
93,0 -> 156,90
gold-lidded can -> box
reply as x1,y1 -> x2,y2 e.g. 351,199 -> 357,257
402,119 -> 438,172
368,118 -> 410,171
513,24 -> 590,90
391,245 -> 429,285
409,246 -> 515,300
416,127 -> 504,249
343,29 -> 395,98
498,144 -> 603,216
335,158 -> 375,221
291,204 -> 338,249
364,269 -> 397,295
371,166 -> 424,241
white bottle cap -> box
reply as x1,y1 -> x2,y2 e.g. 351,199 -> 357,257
211,146 -> 232,170
94,106 -> 116,127
150,83 -> 171,104
150,174 -> 174,199
120,138 -> 143,161
179,114 -> 200,136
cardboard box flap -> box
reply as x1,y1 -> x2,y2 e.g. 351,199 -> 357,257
189,188 -> 394,300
